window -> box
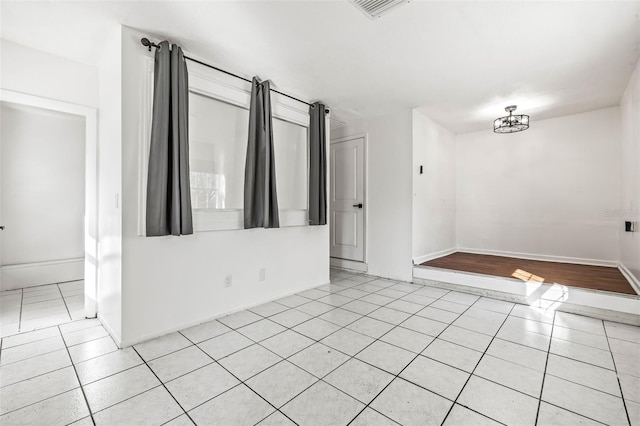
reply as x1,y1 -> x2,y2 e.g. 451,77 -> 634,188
272,119 -> 308,211
189,93 -> 248,210
189,93 -> 308,213
140,58 -> 311,233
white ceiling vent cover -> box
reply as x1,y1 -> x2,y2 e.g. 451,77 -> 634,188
349,0 -> 409,19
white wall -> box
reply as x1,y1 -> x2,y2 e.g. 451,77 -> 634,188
96,26 -> 123,342
456,107 -> 622,265
1,103 -> 85,265
119,27 -> 329,346
412,110 -> 456,263
620,58 -> 640,285
0,103 -> 85,290
332,110 -> 414,281
0,39 -> 98,108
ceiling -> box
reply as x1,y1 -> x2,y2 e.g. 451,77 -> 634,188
2,1 -> 639,133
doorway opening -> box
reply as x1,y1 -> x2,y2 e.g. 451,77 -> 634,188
0,90 -> 97,338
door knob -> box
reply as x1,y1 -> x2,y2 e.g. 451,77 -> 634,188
353,203 -> 363,209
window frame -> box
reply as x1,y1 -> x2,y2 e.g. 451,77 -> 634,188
138,57 -> 311,235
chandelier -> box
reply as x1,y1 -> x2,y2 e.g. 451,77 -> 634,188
494,105 -> 529,133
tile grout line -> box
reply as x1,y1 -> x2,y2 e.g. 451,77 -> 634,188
134,299 -> 340,383
161,275 -> 438,424
130,346 -> 200,426
4,330 -> 247,395
0,362 -> 76,390
56,282 -> 73,322
448,315 -> 624,375
352,290 -> 513,421
174,277 -> 633,424
127,296 -> 613,426
0,330 -> 118,398
0,333 -> 111,372
185,279 -> 384,420
57,279 -> 84,285
538,402 -> 609,425
536,359 -> 626,399
0,328 -> 111,420
263,277 -> 442,424
345,293 -> 467,424
184,276 -> 506,425
18,288 -> 24,333
61,359 -> 192,423
533,309 -> 557,425
1,282 -> 85,339
0,321 -> 101,351
300,283 -> 459,424
438,308 -> 619,425
438,301 -> 517,426
17,284 -> 69,333
177,331 -> 302,426
0,350 -> 60,369
212,276 -> 426,364
81,383 -> 166,419
5,272 -> 625,423
526,318 -> 625,426
58,324 -> 97,426
472,326 -> 621,375
551,346 -> 615,370
0,385 -> 95,419
2,272 -> 633,425
131,282 -> 629,425
0,283 -> 581,364
290,278 -> 447,349
4,355 -> 145,393
602,321 -> 633,426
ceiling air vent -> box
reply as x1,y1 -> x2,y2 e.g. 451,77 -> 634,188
349,0 -> 409,19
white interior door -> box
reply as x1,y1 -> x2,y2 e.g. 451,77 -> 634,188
330,137 -> 365,262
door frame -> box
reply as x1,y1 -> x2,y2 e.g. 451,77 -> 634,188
0,89 -> 98,318
329,133 -> 368,270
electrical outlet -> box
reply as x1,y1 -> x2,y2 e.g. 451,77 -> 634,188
259,268 -> 266,282
224,274 -> 233,287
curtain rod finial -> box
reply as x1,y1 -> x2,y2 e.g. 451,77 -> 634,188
140,38 -> 152,51
141,38 -> 161,52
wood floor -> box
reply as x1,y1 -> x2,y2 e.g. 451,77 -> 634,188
420,252 -> 637,295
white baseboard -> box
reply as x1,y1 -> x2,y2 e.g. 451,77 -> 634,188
619,263 -> 640,295
118,279 -> 331,348
330,258 -> 368,273
457,247 -> 618,268
413,248 -> 456,265
98,313 -> 122,348
1,258 -> 84,291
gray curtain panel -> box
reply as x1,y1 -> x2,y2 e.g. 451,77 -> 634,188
308,102 -> 327,225
244,77 -> 280,229
146,41 -> 194,236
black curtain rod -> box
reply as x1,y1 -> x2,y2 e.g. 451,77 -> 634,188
141,38 -> 329,113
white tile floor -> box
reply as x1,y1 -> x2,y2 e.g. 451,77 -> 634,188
1,281 -> 85,338
0,269 -> 638,425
